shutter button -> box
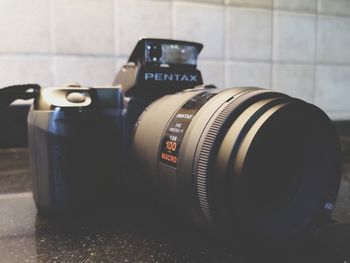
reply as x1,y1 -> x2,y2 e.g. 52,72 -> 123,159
67,92 -> 86,103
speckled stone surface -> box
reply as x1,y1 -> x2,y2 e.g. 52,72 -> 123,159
0,148 -> 31,193
0,149 -> 349,263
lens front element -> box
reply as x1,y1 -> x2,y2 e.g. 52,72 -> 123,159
132,87 -> 341,248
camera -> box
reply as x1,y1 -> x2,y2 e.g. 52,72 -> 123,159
27,39 -> 205,213
7,38 -> 341,249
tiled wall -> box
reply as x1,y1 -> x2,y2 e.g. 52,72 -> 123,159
0,0 -> 349,119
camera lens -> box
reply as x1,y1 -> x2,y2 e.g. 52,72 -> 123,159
133,87 -> 341,249
147,43 -> 162,62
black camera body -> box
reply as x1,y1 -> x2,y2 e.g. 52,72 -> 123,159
28,39 -> 205,213
114,38 -> 204,146
28,85 -> 124,213
115,38 -> 203,100
24,38 -> 343,254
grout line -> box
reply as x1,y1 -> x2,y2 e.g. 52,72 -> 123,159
270,0 -> 274,90
0,53 -> 121,59
282,61 -> 350,67
326,110 -> 350,113
0,53 -> 349,68
272,60 -> 313,65
273,9 -> 318,16
226,2 -> 350,19
171,0 -> 175,39
225,3 -> 272,11
112,0 -> 118,76
318,12 -> 350,19
50,0 -> 55,56
223,0 -> 228,88
312,0 -> 319,104
174,0 -> 224,8
49,0 -> 57,86
112,0 -> 117,57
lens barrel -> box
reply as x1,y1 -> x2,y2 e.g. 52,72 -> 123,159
132,87 -> 341,248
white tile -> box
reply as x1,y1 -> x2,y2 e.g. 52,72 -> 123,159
0,0 -> 50,53
317,16 -> 350,64
116,0 -> 171,56
197,60 -> 224,88
227,0 -> 272,9
318,0 -> 350,16
326,111 -> 350,121
54,0 -> 114,55
0,57 -> 53,87
274,0 -> 316,12
315,65 -> 350,111
113,57 -> 128,84
272,64 -> 314,102
273,12 -> 316,62
54,57 -> 116,86
227,8 -> 272,60
226,62 -> 271,88
174,3 -> 224,59
116,57 -> 128,72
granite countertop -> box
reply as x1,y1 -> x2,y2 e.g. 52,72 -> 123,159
0,148 -> 350,263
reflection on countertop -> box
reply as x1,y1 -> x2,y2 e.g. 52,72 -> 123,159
0,148 -> 349,263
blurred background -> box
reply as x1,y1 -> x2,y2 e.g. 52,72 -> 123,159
0,0 -> 349,120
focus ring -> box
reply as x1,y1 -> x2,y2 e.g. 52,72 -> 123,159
194,89 -> 286,229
